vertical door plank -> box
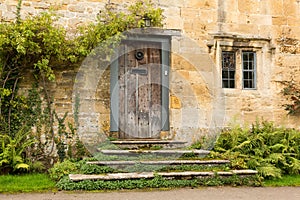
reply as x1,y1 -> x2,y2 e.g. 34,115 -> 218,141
149,44 -> 162,138
137,46 -> 150,138
126,43 -> 138,138
118,45 -> 125,139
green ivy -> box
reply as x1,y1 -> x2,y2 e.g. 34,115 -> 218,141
282,80 -> 300,115
0,1 -> 164,173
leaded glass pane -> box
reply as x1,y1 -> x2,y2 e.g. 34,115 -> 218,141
222,51 -> 236,89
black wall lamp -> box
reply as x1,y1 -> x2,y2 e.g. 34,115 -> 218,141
143,16 -> 151,27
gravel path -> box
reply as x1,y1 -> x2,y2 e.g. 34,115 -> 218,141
1,187 -> 300,200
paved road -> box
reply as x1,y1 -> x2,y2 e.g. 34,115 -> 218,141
1,187 -> 300,200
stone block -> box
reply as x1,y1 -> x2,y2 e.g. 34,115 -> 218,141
183,21 -> 193,32
269,0 -> 283,15
250,14 -> 272,25
283,0 -> 297,17
177,70 -> 190,80
21,6 -> 36,16
192,83 -> 210,98
158,0 -> 184,7
22,1 -> 31,6
32,2 -> 50,9
5,0 -> 18,6
272,16 -> 287,26
199,10 -> 217,24
87,0 -> 106,2
170,95 -> 182,109
180,8 -> 199,19
237,0 -> 260,14
163,6 -> 180,17
181,107 -> 201,125
181,53 -> 214,73
2,11 -> 16,21
160,131 -> 171,140
229,23 -> 259,35
186,0 -> 216,9
170,109 -> 182,129
287,17 -> 300,27
68,4 -> 85,13
110,0 -> 124,4
171,37 -> 181,53
164,16 -> 183,30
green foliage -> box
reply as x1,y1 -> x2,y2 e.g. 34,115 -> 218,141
53,112 -> 75,162
212,120 -> 300,179
48,160 -> 79,181
123,163 -> 229,173
74,0 -> 164,57
80,164 -> 116,174
0,128 -> 35,173
263,174 -> 300,187
282,80 -> 300,115
56,174 -> 261,191
0,0 -> 164,173
188,141 -> 202,150
28,161 -> 46,173
0,173 -> 56,193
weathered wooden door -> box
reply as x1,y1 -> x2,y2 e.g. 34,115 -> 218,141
118,41 -> 162,139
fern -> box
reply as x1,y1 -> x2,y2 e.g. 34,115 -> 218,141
286,157 -> 300,175
213,120 -> 300,179
258,164 -> 282,179
0,127 -> 35,173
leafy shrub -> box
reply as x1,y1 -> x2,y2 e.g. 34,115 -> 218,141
28,161 -> 46,173
56,174 -> 261,191
48,160 -> 79,181
0,128 -> 35,174
212,120 -> 300,179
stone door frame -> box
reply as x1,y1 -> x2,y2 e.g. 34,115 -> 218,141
110,34 -> 171,137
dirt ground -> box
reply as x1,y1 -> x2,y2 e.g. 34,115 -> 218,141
1,187 -> 300,200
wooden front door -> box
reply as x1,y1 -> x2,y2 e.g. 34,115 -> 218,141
118,41 -> 162,139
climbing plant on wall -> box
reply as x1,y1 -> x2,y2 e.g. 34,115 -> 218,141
277,31 -> 300,115
0,0 -> 164,173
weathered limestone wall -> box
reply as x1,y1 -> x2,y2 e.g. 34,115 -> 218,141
2,0 -> 300,144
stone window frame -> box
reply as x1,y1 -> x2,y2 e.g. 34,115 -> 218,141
208,34 -> 274,91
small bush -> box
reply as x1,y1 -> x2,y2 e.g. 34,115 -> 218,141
212,120 -> 300,179
48,160 -> 79,181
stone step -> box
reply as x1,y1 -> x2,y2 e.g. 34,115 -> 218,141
111,139 -> 187,149
98,149 -> 210,156
86,159 -> 230,166
69,170 -> 258,182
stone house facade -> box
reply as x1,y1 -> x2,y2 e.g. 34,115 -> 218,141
1,0 -> 300,145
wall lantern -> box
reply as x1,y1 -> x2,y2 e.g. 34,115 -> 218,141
143,16 -> 151,27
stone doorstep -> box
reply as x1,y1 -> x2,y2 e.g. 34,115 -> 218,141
111,140 -> 187,145
110,140 -> 187,149
98,149 -> 211,156
69,170 -> 258,182
86,159 -> 230,166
